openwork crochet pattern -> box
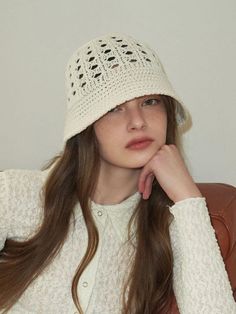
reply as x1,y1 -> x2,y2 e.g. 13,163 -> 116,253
63,32 -> 188,143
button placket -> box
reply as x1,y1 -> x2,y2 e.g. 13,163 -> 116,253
93,207 -> 107,227
97,210 -> 103,217
82,281 -> 88,288
77,214 -> 105,312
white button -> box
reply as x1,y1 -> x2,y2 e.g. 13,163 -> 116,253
82,281 -> 88,287
97,210 -> 103,216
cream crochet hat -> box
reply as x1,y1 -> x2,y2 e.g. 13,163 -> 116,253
63,32 -> 188,143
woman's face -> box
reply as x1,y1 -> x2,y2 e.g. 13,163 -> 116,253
93,94 -> 167,169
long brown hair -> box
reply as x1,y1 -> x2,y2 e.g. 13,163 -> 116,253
0,95 -> 182,313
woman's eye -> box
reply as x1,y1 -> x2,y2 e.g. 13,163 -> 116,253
144,98 -> 161,106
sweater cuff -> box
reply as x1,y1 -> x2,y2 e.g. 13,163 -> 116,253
168,197 -> 207,215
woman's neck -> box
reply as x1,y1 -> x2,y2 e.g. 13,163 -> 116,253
92,162 -> 141,205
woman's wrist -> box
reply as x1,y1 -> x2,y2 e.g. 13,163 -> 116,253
172,187 -> 203,203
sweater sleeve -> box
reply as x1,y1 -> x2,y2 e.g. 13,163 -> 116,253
0,171 -> 9,251
168,197 -> 236,314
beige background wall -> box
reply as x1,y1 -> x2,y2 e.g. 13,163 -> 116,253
0,0 -> 235,186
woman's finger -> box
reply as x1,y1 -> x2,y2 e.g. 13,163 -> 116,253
138,165 -> 153,193
142,174 -> 155,199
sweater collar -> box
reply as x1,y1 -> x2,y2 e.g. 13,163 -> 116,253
92,191 -> 141,242
75,191 -> 141,242
90,191 -> 141,213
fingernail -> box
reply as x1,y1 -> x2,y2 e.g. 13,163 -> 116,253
143,192 -> 149,200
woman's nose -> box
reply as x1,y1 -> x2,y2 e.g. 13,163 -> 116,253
127,106 -> 147,131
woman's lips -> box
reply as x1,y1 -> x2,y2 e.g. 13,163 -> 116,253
126,140 -> 153,150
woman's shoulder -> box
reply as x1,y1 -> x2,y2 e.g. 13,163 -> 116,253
0,168 -> 50,241
1,167 -> 48,185
1,167 -> 49,205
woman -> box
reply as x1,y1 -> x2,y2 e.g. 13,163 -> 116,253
0,32 -> 235,313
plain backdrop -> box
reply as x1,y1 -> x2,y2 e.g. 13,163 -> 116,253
0,0 -> 235,186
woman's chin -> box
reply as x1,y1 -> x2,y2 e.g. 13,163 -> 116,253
125,149 -> 158,168
101,148 -> 160,169
122,156 -> 155,169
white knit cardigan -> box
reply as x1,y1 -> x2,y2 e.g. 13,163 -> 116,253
0,168 -> 235,314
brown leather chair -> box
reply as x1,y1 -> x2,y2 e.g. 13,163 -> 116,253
170,183 -> 236,313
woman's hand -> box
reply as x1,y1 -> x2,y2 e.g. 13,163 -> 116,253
138,144 -> 202,203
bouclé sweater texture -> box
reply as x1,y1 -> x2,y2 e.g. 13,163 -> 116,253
0,168 -> 235,313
